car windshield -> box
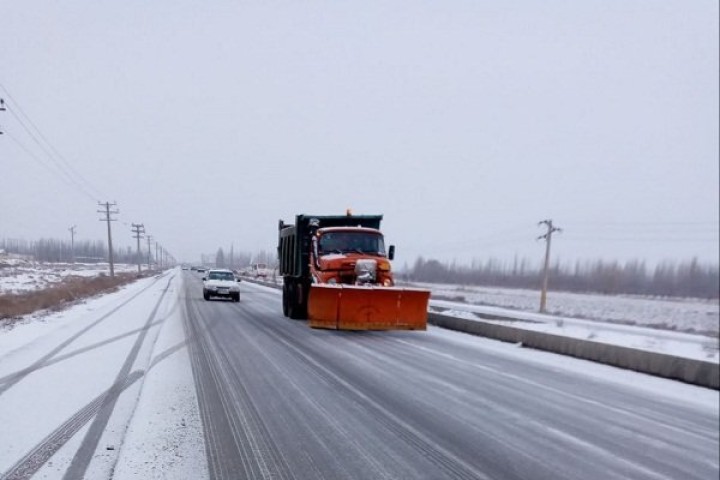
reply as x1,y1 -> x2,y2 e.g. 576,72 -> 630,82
318,232 -> 385,255
209,272 -> 234,281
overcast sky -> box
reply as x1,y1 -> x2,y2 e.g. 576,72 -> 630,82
2,1 -> 718,267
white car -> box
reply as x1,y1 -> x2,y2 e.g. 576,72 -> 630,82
202,269 -> 240,302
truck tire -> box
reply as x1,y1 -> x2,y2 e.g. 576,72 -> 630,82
288,282 -> 307,320
282,283 -> 289,317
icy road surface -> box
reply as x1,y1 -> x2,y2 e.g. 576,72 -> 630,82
0,269 -> 717,479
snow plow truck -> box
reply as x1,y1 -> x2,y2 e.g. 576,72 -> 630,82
277,213 -> 430,330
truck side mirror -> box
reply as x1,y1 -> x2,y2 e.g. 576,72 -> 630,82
388,245 -> 395,260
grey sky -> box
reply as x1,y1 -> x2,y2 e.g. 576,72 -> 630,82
2,1 -> 718,267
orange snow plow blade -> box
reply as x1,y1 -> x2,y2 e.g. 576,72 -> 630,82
308,285 -> 430,330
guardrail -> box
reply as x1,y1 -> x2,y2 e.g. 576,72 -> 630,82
428,312 -> 719,390
242,278 -> 719,390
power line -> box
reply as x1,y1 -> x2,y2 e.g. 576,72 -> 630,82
0,83 -> 105,200
565,221 -> 719,226
5,129 -> 98,202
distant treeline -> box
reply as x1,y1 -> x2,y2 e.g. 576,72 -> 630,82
1,238 -> 142,264
406,257 -> 720,299
4,238 -> 718,299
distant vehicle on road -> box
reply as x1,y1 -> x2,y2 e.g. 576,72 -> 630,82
250,263 -> 270,278
202,269 -> 240,302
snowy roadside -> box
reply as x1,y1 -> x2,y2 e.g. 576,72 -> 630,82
113,273 -> 207,480
413,281 -> 719,336
0,270 -> 204,479
429,300 -> 719,363
0,260 -> 138,294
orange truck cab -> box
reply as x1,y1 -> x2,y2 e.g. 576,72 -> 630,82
311,227 -> 394,287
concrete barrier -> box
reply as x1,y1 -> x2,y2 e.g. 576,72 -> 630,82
428,312 -> 719,390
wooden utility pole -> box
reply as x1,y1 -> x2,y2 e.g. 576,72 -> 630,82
537,219 -> 562,313
68,225 -> 76,264
131,223 -> 145,274
0,98 -> 5,135
146,235 -> 153,270
98,202 -> 119,277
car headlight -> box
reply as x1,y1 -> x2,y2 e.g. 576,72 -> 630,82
327,277 -> 337,284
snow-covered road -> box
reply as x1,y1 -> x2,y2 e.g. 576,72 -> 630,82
0,270 -> 718,479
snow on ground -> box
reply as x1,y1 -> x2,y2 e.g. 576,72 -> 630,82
113,273 -> 207,480
413,282 -> 719,336
0,259 -> 138,294
416,282 -> 720,363
0,270 -> 205,479
431,300 -> 719,362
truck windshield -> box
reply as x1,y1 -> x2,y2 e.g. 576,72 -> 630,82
318,232 -> 386,256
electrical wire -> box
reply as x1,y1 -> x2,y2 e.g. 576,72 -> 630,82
5,131 -> 98,202
0,82 -> 104,201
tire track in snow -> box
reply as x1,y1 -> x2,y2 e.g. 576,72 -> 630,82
0,275 -> 174,480
62,276 -> 173,480
0,273 -> 167,396
0,370 -> 144,480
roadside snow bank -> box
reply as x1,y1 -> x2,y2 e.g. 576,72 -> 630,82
113,274 -> 208,480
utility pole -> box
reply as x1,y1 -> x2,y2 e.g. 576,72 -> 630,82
537,219 -> 562,313
98,202 -> 119,277
0,98 -> 5,135
131,223 -> 145,274
68,225 -> 76,264
155,242 -> 160,270
146,235 -> 153,270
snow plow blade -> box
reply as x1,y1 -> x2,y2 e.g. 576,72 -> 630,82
308,285 -> 430,330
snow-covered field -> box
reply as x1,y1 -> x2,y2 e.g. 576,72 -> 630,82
0,258 -> 139,294
412,282 -> 720,363
412,281 -> 720,337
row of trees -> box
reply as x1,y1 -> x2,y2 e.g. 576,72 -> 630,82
1,238 -> 141,264
4,237 -> 717,299
406,256 -> 719,299
210,248 -> 275,270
